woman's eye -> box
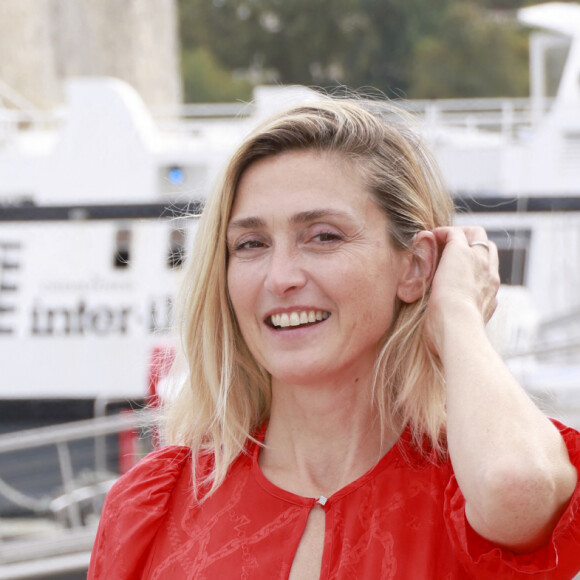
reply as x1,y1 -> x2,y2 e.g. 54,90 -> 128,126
234,239 -> 265,251
313,231 -> 342,243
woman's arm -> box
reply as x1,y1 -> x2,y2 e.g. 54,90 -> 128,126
426,226 -> 577,552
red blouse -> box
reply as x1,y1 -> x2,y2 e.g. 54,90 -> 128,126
88,422 -> 580,579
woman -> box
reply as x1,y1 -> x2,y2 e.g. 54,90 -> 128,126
89,99 -> 580,579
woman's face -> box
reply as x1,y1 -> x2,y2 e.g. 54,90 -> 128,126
226,150 -> 409,387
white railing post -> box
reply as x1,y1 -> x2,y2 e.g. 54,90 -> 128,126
56,442 -> 82,528
502,100 -> 514,141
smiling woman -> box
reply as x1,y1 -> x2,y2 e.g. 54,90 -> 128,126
227,151 -> 414,393
88,98 -> 580,579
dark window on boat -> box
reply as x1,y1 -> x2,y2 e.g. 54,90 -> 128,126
114,228 -> 132,269
168,228 -> 186,269
487,229 -> 531,286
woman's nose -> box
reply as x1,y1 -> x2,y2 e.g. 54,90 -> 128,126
264,246 -> 307,296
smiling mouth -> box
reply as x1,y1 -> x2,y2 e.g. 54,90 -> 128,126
269,310 -> 330,329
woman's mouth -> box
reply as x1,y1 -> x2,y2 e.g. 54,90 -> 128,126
268,310 -> 330,329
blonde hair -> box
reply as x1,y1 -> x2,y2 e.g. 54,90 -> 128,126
164,97 -> 454,498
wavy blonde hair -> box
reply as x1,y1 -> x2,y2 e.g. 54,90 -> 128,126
163,97 -> 454,498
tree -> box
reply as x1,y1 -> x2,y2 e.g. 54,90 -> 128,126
181,47 -> 253,102
179,0 -> 364,88
177,0 -> 532,101
409,2 -> 529,98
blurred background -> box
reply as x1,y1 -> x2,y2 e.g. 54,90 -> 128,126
0,0 -> 579,577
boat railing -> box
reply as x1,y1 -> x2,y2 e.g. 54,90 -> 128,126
0,80 -> 62,147
153,96 -> 555,142
500,301 -> 580,362
0,409 -> 156,576
0,79 -> 41,115
152,101 -> 255,135
399,97 -> 554,140
1,87 -> 556,147
501,313 -> 580,431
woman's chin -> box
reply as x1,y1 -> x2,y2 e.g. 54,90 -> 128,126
267,364 -> 331,388
267,361 -> 354,390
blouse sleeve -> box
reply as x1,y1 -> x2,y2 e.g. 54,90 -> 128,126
444,420 -> 580,579
87,445 -> 191,580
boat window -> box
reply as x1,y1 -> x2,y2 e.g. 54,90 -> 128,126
113,228 -> 131,269
487,229 -> 531,286
167,228 -> 186,269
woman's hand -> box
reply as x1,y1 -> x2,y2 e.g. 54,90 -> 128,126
424,226 -> 500,358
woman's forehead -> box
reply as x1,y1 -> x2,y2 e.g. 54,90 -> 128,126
229,151 -> 373,221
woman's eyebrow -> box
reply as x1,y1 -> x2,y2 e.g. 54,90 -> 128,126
227,216 -> 266,232
227,208 -> 353,232
290,208 -> 351,224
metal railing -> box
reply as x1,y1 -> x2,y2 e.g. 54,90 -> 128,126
1,86 -> 555,149
0,409 -> 156,577
151,96 -> 554,142
399,97 -> 554,140
0,79 -> 62,149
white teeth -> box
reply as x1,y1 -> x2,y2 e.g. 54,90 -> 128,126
270,310 -> 330,328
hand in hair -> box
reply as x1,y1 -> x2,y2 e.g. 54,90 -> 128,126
424,225 -> 500,358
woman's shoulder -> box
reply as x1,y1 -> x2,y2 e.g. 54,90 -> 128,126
87,445 -> 194,579
110,445 -> 192,497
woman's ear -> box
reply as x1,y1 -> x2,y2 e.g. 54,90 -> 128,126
396,231 -> 437,304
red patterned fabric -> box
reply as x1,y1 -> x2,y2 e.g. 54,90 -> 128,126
88,422 -> 580,579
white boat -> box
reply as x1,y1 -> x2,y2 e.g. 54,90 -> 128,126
0,2 -> 578,424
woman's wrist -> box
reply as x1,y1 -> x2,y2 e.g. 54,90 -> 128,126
428,300 -> 488,359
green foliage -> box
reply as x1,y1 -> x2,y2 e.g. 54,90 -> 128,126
177,0 -> 535,102
181,47 -> 253,102
409,3 -> 529,98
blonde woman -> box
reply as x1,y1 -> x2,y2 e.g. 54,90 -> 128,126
89,99 -> 580,579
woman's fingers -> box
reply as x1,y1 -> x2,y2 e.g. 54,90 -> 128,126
427,226 -> 501,346
459,228 -> 500,323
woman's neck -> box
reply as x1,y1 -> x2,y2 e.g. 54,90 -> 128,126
259,374 -> 401,499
